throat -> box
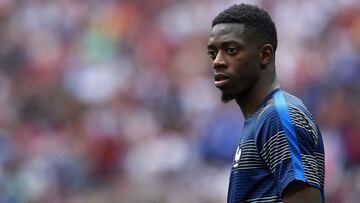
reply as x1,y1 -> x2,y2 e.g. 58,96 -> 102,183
235,83 -> 280,118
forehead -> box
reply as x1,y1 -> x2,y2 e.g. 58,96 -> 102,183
208,23 -> 247,45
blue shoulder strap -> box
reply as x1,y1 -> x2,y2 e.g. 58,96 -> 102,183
273,91 -> 305,181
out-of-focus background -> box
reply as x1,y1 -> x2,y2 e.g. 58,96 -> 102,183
0,0 -> 359,202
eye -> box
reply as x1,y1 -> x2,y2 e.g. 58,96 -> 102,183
207,49 -> 217,59
226,47 -> 238,55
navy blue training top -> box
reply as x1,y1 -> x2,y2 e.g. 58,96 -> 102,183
227,88 -> 325,203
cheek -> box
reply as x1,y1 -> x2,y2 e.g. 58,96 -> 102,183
232,56 -> 258,77
232,58 -> 260,86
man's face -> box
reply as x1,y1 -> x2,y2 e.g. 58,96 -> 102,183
207,23 -> 261,103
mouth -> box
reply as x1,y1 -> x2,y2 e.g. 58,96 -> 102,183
214,73 -> 230,88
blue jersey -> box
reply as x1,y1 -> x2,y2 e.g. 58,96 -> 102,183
227,88 -> 325,203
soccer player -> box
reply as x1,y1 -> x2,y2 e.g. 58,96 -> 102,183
207,4 -> 325,203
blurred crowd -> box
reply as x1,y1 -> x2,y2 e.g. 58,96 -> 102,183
0,0 -> 359,202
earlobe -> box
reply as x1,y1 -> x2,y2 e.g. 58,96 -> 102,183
259,44 -> 273,65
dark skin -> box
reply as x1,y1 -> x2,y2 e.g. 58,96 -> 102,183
207,23 -> 321,203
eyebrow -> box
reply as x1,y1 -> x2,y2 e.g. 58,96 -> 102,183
207,44 -> 215,49
207,40 -> 243,49
222,40 -> 243,46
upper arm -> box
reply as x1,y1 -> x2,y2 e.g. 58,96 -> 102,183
282,181 -> 321,203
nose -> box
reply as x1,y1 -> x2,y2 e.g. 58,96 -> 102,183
212,50 -> 227,70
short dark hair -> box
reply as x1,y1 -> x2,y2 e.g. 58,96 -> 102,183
212,4 -> 277,52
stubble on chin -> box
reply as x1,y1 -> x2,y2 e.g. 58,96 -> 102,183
221,92 -> 235,103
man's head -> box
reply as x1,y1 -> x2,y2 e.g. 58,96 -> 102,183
207,4 -> 277,103
212,4 -> 277,55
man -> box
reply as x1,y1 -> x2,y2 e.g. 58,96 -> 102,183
207,4 -> 325,203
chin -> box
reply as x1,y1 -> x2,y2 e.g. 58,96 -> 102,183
221,92 -> 236,103
220,87 -> 247,103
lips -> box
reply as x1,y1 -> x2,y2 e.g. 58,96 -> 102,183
214,73 -> 230,88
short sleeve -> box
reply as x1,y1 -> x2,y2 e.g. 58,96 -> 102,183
255,103 -> 323,197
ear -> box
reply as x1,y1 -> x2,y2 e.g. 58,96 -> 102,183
258,44 -> 274,66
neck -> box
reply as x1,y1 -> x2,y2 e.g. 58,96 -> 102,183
235,77 -> 280,119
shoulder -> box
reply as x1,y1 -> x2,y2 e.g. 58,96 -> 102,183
254,90 -> 315,138
255,90 -> 320,147
282,92 -> 319,133
261,90 -> 314,123
255,90 -> 304,121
